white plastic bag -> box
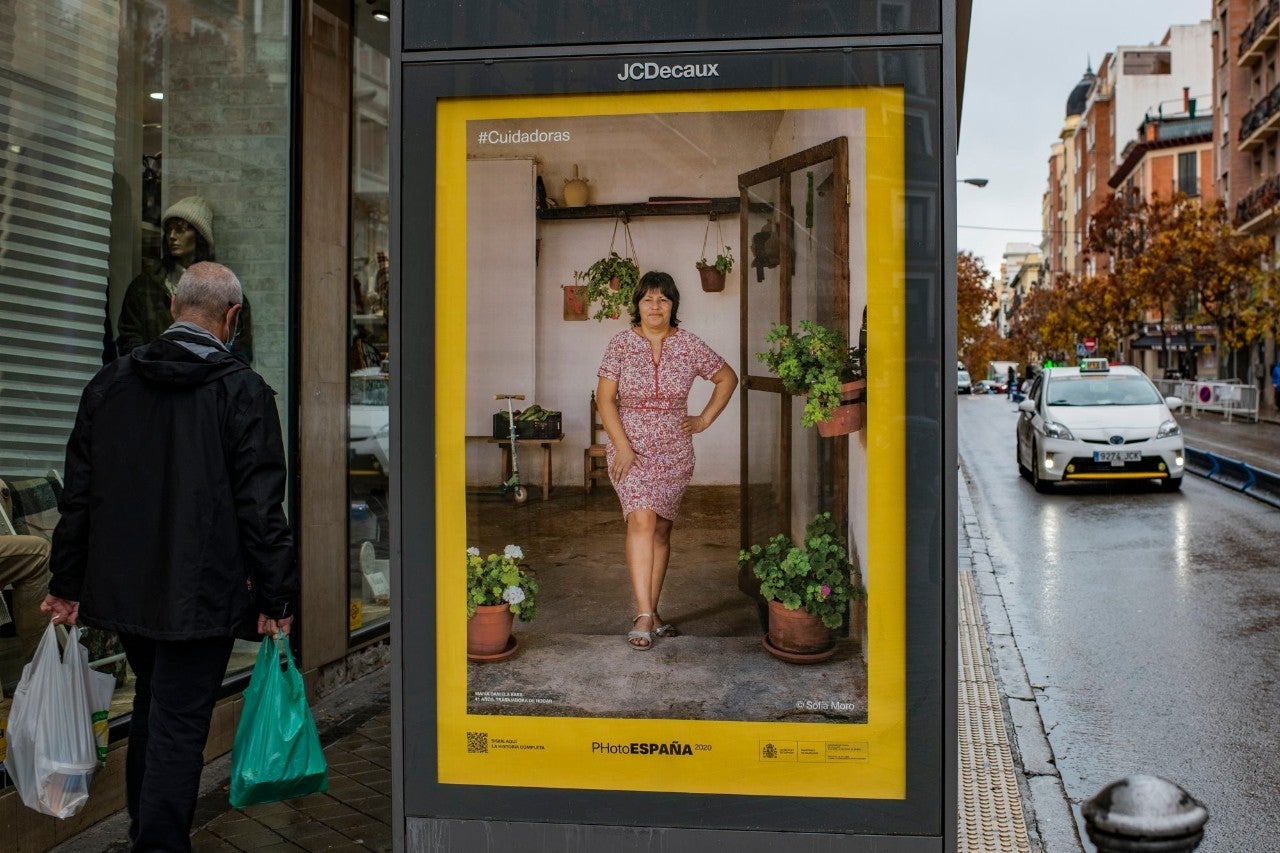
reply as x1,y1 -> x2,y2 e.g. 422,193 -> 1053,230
2,623 -> 100,818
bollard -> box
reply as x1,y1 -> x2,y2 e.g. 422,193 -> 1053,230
1082,774 -> 1208,852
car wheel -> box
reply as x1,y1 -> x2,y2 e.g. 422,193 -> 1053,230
1016,441 -> 1030,480
1031,443 -> 1052,493
1160,476 -> 1183,492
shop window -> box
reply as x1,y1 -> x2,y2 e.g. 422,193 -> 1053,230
348,7 -> 392,636
0,0 -> 293,738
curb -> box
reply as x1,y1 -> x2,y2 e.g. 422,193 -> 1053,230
959,465 -> 1084,853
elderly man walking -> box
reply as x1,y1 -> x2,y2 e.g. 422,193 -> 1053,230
42,261 -> 297,852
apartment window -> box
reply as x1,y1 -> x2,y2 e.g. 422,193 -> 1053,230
1178,151 -> 1199,196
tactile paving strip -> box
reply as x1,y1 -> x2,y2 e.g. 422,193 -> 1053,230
959,571 -> 1033,852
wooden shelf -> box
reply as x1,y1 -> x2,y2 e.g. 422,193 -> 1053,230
538,197 -> 770,221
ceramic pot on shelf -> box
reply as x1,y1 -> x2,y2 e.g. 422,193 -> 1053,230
563,164 -> 590,207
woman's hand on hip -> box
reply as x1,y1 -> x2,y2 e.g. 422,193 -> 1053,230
680,414 -> 710,434
611,445 -> 637,481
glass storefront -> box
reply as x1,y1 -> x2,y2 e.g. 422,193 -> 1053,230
0,0 -> 293,728
347,7 -> 392,635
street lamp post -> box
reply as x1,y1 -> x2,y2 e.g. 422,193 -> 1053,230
958,178 -> 988,187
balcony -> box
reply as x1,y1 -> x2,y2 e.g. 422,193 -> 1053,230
1233,172 -> 1280,232
1238,82 -> 1280,150
1239,0 -> 1280,67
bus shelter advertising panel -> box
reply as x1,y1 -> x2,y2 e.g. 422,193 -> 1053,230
397,46 -> 950,844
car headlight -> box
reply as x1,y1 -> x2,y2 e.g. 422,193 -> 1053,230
1042,420 -> 1075,440
1157,419 -> 1181,438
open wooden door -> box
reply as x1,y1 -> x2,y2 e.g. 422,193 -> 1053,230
737,137 -> 850,611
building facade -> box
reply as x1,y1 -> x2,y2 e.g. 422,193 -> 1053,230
1216,0 -> 1280,401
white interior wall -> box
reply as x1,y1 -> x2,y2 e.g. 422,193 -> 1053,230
465,159 -> 537,483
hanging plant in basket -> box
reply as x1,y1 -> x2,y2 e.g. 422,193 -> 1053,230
695,213 -> 734,292
579,214 -> 641,321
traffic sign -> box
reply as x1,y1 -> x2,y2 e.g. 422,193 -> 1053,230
1083,336 -> 1097,353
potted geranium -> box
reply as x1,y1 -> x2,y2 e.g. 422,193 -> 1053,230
738,513 -> 864,661
580,251 -> 640,321
695,244 -> 734,292
466,544 -> 539,660
756,320 -> 865,435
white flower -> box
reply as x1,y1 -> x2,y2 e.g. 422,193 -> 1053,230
503,544 -> 524,560
466,546 -> 480,557
502,585 -> 526,605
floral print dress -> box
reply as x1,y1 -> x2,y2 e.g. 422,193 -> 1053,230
596,327 -> 726,520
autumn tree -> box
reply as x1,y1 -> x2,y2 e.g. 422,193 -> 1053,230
956,250 -> 994,372
1085,192 -> 1275,378
1145,200 -> 1271,374
955,250 -> 1020,378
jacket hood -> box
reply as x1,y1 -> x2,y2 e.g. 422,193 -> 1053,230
129,331 -> 249,389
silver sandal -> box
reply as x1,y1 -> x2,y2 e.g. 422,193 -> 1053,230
653,613 -> 679,638
627,613 -> 654,650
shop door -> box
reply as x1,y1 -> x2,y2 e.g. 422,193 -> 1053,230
737,137 -> 850,606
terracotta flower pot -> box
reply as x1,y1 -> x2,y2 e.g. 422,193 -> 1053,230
766,599 -> 833,654
697,265 -> 726,292
815,379 -> 867,437
467,603 -> 514,656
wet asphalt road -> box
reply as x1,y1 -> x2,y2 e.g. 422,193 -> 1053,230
958,393 -> 1280,852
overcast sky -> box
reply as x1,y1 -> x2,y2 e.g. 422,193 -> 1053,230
956,0 -> 1213,281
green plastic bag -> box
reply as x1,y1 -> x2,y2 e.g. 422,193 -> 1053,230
229,636 -> 328,808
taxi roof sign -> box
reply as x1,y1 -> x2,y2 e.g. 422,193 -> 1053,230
1079,357 -> 1110,373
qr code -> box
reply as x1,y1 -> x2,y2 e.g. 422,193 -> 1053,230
466,731 -> 488,754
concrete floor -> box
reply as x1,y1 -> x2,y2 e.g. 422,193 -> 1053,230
465,485 -> 868,723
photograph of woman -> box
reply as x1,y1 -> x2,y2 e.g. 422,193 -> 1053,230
595,271 -> 738,650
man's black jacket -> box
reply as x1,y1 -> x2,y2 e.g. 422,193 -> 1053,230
50,328 -> 297,640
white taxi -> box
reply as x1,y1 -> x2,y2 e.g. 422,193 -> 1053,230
1015,359 -> 1185,492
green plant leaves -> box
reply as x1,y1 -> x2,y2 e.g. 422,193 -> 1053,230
579,252 -> 640,322
737,513 -> 861,628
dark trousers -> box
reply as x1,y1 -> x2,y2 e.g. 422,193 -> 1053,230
117,632 -> 234,853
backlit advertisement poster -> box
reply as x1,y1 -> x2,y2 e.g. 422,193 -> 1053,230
434,86 -> 905,800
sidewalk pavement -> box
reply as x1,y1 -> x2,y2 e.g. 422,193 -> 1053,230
52,409 -> 1277,852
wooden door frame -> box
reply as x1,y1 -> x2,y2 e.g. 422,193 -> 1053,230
738,136 -> 851,551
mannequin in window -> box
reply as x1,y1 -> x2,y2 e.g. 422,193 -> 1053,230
117,196 -> 255,364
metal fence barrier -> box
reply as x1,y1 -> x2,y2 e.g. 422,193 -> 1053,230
1157,379 -> 1259,423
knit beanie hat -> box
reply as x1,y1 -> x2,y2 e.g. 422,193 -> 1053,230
163,196 -> 214,250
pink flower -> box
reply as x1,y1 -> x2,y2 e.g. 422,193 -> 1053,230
820,584 -> 832,598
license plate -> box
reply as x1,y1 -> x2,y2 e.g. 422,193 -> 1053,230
1094,450 -> 1140,464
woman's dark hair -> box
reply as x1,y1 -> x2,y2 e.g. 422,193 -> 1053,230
629,271 -> 681,328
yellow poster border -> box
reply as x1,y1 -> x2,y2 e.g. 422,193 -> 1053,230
434,86 -> 906,799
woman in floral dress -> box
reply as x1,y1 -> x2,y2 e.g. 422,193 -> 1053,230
596,271 -> 737,649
